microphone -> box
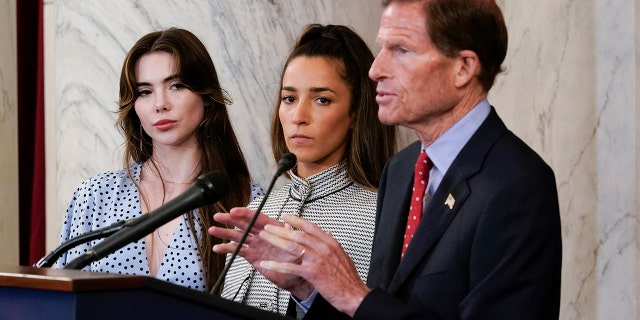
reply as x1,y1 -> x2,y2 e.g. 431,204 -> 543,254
210,152 -> 297,295
64,171 -> 230,270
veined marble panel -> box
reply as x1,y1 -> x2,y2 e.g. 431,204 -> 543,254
0,0 -> 18,266
593,0 -> 637,319
491,1 -> 638,319
491,1 -> 600,319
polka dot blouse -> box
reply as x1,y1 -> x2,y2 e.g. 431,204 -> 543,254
56,162 -> 265,292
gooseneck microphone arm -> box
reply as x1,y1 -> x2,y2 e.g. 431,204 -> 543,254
64,171 -> 230,270
34,216 -> 144,268
210,153 -> 297,295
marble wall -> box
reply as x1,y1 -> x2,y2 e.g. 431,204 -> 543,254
0,0 -> 18,266
493,1 -> 639,319
45,0 -> 638,319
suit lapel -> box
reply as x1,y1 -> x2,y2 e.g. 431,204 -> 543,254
388,164 -> 471,293
386,108 -> 508,293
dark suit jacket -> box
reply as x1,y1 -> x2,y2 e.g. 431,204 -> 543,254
302,108 -> 562,319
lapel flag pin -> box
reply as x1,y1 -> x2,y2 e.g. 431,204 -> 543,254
444,194 -> 455,209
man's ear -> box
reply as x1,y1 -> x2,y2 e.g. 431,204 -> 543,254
454,50 -> 481,88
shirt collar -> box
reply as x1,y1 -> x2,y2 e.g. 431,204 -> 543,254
424,98 -> 491,175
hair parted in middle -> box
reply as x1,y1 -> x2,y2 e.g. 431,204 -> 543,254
115,27 -> 252,293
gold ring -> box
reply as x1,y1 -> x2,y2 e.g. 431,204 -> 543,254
298,248 -> 306,259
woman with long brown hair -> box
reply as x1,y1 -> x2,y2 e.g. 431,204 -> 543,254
57,28 -> 264,293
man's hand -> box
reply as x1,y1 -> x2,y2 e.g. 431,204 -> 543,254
259,214 -> 370,317
208,207 -> 311,292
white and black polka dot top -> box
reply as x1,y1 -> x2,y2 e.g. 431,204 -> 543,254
221,161 -> 377,315
56,162 -> 265,292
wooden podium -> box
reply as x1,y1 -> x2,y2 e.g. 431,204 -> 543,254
0,265 -> 288,319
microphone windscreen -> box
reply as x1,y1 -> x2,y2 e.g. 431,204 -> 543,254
277,153 -> 297,173
196,171 -> 230,201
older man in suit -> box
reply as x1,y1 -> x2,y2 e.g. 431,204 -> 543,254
212,0 -> 562,319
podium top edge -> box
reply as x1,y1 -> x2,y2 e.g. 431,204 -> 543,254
0,265 -> 148,292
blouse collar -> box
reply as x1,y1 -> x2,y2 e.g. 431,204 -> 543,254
287,161 -> 352,204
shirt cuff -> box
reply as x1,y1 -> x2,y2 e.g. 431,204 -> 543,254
291,289 -> 319,313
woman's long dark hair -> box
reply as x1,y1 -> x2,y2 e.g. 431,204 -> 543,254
116,27 -> 252,292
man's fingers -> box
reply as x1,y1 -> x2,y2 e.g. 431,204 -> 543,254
213,212 -> 252,231
215,209 -> 286,235
281,214 -> 325,238
260,226 -> 307,258
260,260 -> 302,275
212,242 -> 242,254
208,226 -> 251,244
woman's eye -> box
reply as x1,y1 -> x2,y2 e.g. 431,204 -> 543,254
281,95 -> 295,103
170,82 -> 187,90
316,97 -> 331,105
137,89 -> 151,97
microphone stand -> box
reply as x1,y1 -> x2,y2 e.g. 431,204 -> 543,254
33,215 -> 147,268
210,153 -> 296,295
